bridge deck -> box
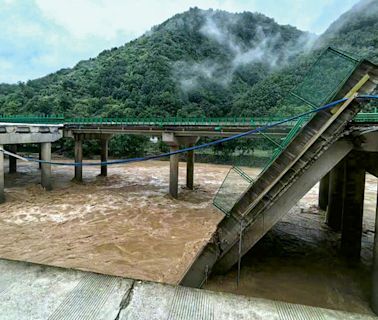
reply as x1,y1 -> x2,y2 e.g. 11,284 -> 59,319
0,112 -> 376,139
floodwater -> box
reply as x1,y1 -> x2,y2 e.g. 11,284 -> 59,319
0,158 -> 376,315
206,174 -> 378,315
0,160 -> 226,284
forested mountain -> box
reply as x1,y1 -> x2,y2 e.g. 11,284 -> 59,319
0,0 -> 377,120
225,0 -> 378,116
316,0 -> 378,63
0,8 -> 312,118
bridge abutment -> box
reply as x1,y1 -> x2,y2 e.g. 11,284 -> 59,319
41,142 -> 52,191
0,144 -> 4,203
74,134 -> 83,182
326,160 -> 346,231
8,145 -> 17,174
318,173 -> 329,211
340,152 -> 365,259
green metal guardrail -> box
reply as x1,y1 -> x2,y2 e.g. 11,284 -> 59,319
261,116 -> 308,172
0,113 -> 377,126
0,114 -> 65,124
354,112 -> 378,122
64,116 -> 299,126
212,47 -> 372,214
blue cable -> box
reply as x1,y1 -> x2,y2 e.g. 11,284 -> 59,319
12,94 -> 377,167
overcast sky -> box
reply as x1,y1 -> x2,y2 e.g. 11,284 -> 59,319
0,0 -> 360,84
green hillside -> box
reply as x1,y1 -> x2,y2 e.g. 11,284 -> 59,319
316,0 -> 378,63
233,0 -> 378,116
0,8 -> 310,118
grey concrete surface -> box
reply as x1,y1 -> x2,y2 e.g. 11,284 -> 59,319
74,134 -> 83,182
169,145 -> 179,199
41,142 -> 52,191
0,259 -> 132,320
0,258 -> 375,320
0,124 -> 62,145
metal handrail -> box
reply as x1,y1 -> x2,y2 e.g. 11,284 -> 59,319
0,112 -> 377,125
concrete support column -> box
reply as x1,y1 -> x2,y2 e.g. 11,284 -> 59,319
372,181 -> 378,315
186,147 -> 194,190
38,144 -> 42,170
162,134 -> 199,199
326,160 -> 346,231
100,138 -> 108,177
41,142 -> 52,191
318,173 -> 329,211
341,152 -> 365,259
8,145 -> 17,174
0,145 -> 4,203
169,146 -> 179,199
74,135 -> 83,182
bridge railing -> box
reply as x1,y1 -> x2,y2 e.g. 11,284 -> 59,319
63,116 -> 300,127
354,112 -> 378,122
0,114 -> 65,124
213,166 -> 255,213
213,47 -> 362,215
0,113 -> 377,126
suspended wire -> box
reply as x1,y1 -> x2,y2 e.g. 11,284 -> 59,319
1,95 -> 377,167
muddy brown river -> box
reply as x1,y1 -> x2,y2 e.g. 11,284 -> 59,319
0,158 -> 376,315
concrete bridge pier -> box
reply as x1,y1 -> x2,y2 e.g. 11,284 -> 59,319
99,136 -> 112,177
169,145 -> 179,198
100,138 -> 108,177
326,160 -> 346,231
340,152 -> 365,259
41,142 -> 52,190
74,134 -> 83,182
318,173 -> 329,211
38,144 -> 42,170
8,145 -> 17,174
162,133 -> 199,198
184,137 -> 199,190
186,147 -> 195,190
0,144 -> 4,203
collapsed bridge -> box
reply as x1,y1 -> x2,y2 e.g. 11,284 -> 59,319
179,48 -> 378,313
1,47 -> 378,314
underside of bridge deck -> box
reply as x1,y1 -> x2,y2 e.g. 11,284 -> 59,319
0,124 -> 62,203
